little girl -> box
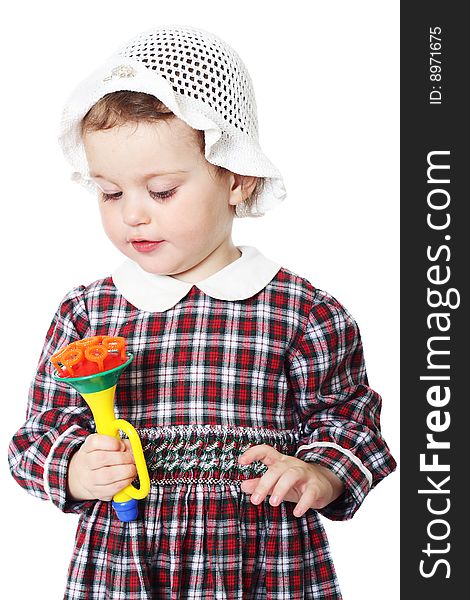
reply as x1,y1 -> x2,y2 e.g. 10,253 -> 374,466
8,25 -> 396,599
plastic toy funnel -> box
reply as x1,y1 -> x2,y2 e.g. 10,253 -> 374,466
52,354 -> 150,522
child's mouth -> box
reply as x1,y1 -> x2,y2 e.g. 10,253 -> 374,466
131,240 -> 165,253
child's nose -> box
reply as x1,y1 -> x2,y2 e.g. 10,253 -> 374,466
122,196 -> 151,226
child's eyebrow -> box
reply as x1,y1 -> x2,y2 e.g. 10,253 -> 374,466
90,170 -> 190,179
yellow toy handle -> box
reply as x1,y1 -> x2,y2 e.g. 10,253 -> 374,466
113,419 -> 150,500
51,345 -> 150,520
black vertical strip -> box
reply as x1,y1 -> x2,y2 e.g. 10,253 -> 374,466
401,3 -> 467,596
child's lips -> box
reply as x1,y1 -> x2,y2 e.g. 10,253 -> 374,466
131,240 -> 165,253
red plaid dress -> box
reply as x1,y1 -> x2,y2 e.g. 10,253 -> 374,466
8,246 -> 396,599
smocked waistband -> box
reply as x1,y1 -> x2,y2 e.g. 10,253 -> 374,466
137,424 -> 300,486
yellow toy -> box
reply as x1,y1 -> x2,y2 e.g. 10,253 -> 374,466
50,336 -> 150,521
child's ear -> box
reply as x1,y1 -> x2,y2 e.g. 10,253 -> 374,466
240,176 -> 258,198
229,174 -> 258,202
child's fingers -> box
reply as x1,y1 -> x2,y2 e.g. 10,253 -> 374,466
239,445 -> 293,505
106,480 -> 137,501
243,467 -> 286,505
92,469 -> 138,501
292,485 -> 322,517
240,478 -> 260,494
122,439 -> 135,457
88,448 -> 136,470
238,443 -> 282,467
268,469 -> 305,506
92,463 -> 137,488
241,464 -> 312,507
83,433 -> 125,453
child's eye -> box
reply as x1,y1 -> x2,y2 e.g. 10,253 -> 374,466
101,191 -> 122,202
149,188 -> 177,201
100,189 -> 177,202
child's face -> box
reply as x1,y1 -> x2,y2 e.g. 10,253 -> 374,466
83,118 -> 242,281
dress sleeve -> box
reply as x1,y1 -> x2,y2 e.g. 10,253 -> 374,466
287,290 -> 397,521
8,286 -> 96,514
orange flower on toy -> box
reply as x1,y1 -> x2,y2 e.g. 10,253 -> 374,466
51,336 -> 128,378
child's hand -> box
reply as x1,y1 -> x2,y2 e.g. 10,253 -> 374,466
67,434 -> 137,502
238,444 -> 344,517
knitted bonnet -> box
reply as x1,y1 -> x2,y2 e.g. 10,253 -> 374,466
58,24 -> 286,218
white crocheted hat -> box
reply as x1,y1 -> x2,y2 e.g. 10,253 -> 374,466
58,24 -> 286,218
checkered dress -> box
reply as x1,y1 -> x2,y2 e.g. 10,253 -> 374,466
8,266 -> 396,599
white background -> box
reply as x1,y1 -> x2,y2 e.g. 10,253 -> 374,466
0,1 -> 399,598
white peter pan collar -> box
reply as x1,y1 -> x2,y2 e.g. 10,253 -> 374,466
112,245 -> 282,312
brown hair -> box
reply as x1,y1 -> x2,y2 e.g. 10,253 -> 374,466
80,91 -> 265,217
